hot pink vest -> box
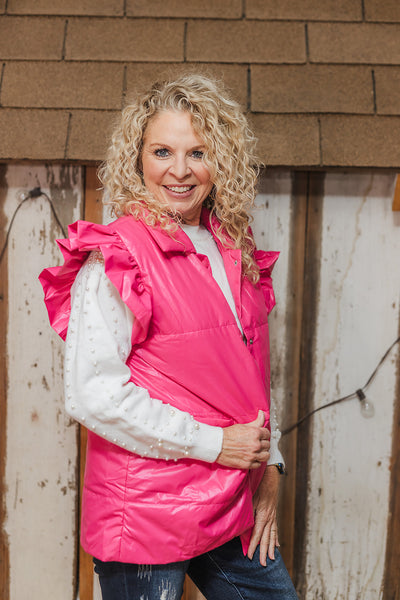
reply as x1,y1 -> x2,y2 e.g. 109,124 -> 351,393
39,209 -> 278,564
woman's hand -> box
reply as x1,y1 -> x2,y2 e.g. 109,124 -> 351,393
216,410 -> 270,470
247,465 -> 280,565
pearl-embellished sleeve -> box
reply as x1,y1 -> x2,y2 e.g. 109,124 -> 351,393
64,252 -> 223,463
268,402 -> 285,467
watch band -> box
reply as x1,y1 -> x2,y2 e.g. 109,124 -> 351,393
273,462 -> 286,475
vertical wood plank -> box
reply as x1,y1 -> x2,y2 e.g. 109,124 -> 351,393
84,167 -> 104,224
182,578 -> 205,600
253,171 -> 303,575
3,164 -> 82,600
303,173 -> 399,597
0,164 -> 10,600
80,166 -> 103,600
383,318 -> 400,599
293,173 -> 325,595
278,172 -> 308,575
392,174 -> 400,211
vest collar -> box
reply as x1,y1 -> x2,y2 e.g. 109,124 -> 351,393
131,206 -> 245,322
137,207 -> 235,258
139,216 -> 195,254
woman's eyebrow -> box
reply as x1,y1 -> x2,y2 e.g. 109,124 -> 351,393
146,142 -> 206,149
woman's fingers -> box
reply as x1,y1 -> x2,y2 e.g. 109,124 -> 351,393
216,412 -> 271,469
247,517 -> 264,560
249,514 -> 279,565
268,527 -> 279,560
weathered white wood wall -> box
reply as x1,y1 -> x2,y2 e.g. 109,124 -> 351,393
1,166 -> 399,600
1,164 -> 82,600
256,172 -> 399,599
302,173 -> 399,599
253,172 -> 293,424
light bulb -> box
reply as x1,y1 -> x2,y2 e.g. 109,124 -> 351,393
356,389 -> 374,418
17,189 -> 30,203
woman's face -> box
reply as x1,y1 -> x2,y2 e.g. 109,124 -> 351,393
141,110 -> 213,225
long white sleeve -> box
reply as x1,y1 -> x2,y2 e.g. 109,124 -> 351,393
268,403 -> 284,466
64,252 -> 223,462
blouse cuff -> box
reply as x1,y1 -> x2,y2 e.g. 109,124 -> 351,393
189,423 -> 223,463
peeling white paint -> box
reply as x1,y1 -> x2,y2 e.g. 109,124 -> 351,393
304,173 -> 399,599
3,165 -> 83,600
252,171 -> 293,429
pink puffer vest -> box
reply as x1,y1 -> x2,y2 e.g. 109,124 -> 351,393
39,208 -> 278,564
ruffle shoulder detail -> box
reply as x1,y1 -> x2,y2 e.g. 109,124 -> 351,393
254,250 -> 279,315
39,220 -> 152,343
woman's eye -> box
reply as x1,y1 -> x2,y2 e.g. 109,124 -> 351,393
191,150 -> 204,159
154,148 -> 169,158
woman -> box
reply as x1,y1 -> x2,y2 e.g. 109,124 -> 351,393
40,74 -> 297,599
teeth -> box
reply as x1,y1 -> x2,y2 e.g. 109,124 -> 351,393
166,186 -> 192,193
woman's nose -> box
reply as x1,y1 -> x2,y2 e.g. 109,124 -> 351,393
170,155 -> 190,179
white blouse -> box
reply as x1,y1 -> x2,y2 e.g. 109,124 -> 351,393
64,224 -> 284,465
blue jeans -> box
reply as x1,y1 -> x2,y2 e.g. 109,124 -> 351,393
93,536 -> 298,599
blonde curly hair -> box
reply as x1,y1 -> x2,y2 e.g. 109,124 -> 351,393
98,73 -> 261,282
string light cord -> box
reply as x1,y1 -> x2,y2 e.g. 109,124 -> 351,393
282,335 -> 400,436
0,187 -> 67,266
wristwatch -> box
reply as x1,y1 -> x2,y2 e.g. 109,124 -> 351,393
272,462 -> 286,475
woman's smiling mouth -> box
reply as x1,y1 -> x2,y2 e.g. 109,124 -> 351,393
163,184 -> 198,199
164,185 -> 195,193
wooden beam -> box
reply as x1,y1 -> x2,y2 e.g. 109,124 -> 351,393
292,172 -> 324,595
0,166 -> 10,600
277,172 -> 308,577
79,165 -> 103,600
382,324 -> 400,598
393,175 -> 400,211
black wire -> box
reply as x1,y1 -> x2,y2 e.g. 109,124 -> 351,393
41,189 -> 67,239
0,187 -> 67,267
363,335 -> 400,389
282,335 -> 400,436
0,196 -> 31,266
